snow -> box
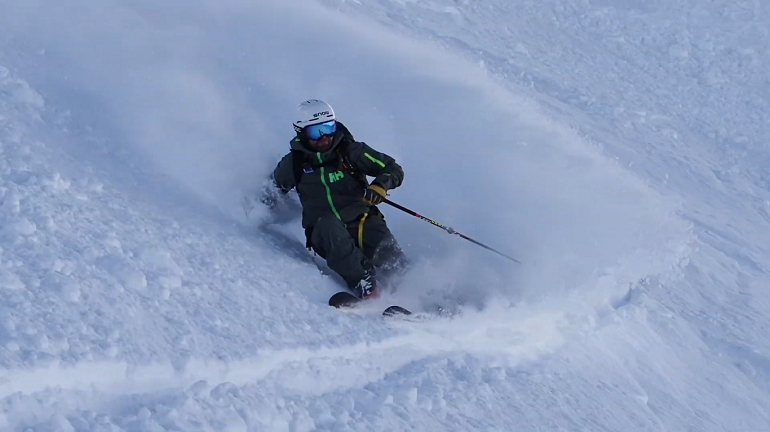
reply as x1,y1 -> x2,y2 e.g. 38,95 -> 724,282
1,0 -> 769,430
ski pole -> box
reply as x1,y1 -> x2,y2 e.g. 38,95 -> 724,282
382,198 -> 521,264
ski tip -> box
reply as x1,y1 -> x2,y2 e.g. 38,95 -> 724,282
329,291 -> 360,308
383,305 -> 412,317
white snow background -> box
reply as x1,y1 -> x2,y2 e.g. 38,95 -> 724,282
0,0 -> 768,430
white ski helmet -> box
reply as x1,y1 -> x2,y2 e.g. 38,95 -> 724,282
293,99 -> 336,134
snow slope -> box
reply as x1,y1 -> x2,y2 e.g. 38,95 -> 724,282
0,0 -> 768,430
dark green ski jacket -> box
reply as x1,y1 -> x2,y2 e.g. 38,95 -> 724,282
271,122 -> 404,229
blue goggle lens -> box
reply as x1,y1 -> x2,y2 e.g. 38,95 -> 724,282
304,120 -> 337,140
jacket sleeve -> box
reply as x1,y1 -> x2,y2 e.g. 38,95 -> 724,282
346,141 -> 404,191
272,152 -> 297,193
261,153 -> 295,206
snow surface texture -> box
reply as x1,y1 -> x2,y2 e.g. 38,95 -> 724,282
0,0 -> 768,430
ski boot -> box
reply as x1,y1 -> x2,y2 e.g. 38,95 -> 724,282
353,269 -> 379,300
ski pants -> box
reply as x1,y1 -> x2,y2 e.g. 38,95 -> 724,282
309,208 -> 406,288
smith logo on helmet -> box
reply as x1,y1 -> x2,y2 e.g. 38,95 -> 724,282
313,111 -> 330,117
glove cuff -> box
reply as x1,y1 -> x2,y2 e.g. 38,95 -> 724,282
368,184 -> 386,197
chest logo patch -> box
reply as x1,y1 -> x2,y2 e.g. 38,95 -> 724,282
328,171 -> 345,183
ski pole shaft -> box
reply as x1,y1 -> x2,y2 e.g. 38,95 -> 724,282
382,198 -> 521,264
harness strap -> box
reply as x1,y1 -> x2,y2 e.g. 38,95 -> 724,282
357,212 -> 369,249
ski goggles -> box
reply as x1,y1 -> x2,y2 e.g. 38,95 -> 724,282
304,120 -> 337,141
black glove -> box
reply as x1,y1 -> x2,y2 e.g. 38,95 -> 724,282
260,190 -> 278,208
363,184 -> 386,205
259,190 -> 278,208
259,182 -> 286,209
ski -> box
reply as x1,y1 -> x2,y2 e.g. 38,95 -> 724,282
328,291 -> 362,308
328,291 -> 412,316
382,305 -> 412,317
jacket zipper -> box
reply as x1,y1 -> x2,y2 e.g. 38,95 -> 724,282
317,152 -> 342,220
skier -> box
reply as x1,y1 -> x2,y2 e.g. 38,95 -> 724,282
261,99 -> 407,300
